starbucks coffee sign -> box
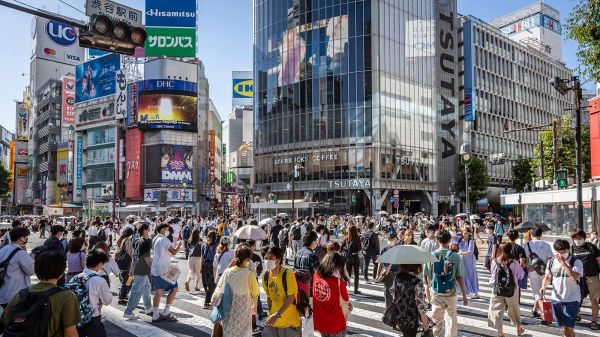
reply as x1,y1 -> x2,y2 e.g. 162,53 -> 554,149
274,151 -> 339,166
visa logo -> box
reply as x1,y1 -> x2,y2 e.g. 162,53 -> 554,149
233,79 -> 253,98
66,54 -> 81,62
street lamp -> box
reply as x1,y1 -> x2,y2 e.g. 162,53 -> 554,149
550,76 -> 584,230
460,143 -> 471,217
291,164 -> 304,219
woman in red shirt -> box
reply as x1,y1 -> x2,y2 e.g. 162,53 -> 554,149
313,252 -> 352,337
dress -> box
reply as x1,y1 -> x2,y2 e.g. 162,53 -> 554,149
458,238 -> 479,294
215,266 -> 259,337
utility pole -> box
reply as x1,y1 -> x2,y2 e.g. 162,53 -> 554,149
552,119 -> 559,176
574,79 -> 584,230
540,141 -> 545,190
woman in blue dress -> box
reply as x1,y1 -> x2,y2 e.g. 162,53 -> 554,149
458,227 -> 480,299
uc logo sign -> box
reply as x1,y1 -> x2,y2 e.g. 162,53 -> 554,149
233,79 -> 253,98
46,20 -> 77,46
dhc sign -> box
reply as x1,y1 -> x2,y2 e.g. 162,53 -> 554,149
45,20 -> 77,47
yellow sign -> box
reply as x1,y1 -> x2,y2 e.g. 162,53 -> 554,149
233,79 -> 253,98
8,141 -> 14,192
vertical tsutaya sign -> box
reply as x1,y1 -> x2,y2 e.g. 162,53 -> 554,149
463,20 -> 476,122
74,136 -> 83,202
114,68 -> 127,119
62,76 -> 76,125
435,0 -> 458,201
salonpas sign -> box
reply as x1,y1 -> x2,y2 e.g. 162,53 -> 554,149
327,179 -> 371,189
145,27 -> 196,57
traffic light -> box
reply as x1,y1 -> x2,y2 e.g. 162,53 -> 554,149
79,15 -> 146,56
556,169 -> 568,189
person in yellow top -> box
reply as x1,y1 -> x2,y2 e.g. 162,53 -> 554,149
217,221 -> 227,237
262,246 -> 302,337
212,244 -> 259,337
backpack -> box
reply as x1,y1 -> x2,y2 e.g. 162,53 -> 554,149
263,267 -> 312,318
2,286 -> 64,337
291,225 -> 302,241
526,242 -> 547,276
0,248 -> 21,288
97,227 -> 107,242
382,273 -> 421,333
361,231 -> 373,252
493,261 -> 515,297
182,226 -> 192,240
63,273 -> 98,327
431,250 -> 456,294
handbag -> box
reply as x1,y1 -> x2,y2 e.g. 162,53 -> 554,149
337,278 -> 351,321
211,321 -> 223,337
211,282 -> 233,323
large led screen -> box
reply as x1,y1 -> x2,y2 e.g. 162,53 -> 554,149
137,93 -> 197,131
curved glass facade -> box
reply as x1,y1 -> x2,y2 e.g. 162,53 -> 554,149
253,0 -> 459,215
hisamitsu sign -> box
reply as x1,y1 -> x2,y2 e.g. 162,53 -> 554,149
145,0 -> 197,27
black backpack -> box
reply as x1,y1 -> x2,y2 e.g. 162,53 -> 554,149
361,231 -> 373,252
2,286 -> 64,337
278,228 -> 289,248
493,261 -> 515,297
383,273 -> 421,333
0,248 -> 21,288
97,227 -> 107,242
291,225 -> 302,241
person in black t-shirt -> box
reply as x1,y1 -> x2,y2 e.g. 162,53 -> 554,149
571,229 -> 600,330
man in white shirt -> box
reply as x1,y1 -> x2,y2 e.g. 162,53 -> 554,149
151,223 -> 182,323
78,249 -> 112,337
524,227 -> 554,316
420,224 -> 439,253
541,239 -> 583,337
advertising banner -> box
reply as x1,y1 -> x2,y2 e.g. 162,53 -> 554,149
76,100 -> 115,127
114,69 -> 127,119
232,78 -> 253,106
62,76 -> 76,125
101,183 -> 114,198
463,20 -> 476,122
15,102 -> 29,141
137,80 -> 197,93
75,53 -> 121,103
8,141 -> 14,192
88,48 -> 110,59
145,144 -> 193,184
14,163 -> 28,203
145,0 -> 197,27
144,189 -> 193,202
74,136 -> 83,201
145,27 -> 196,57
14,142 -> 28,163
57,145 -> 69,185
209,130 -> 215,192
125,128 -> 143,199
32,17 -> 84,65
85,0 -> 142,27
137,94 -> 197,130
126,82 -> 138,127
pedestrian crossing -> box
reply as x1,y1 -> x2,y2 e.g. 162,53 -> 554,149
92,257 -> 600,337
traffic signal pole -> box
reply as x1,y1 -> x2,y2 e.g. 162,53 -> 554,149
0,0 -> 85,28
574,79 -> 584,230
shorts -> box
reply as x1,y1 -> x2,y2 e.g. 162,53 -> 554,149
551,301 -> 578,328
262,325 -> 301,337
151,275 -> 178,292
586,276 -> 600,299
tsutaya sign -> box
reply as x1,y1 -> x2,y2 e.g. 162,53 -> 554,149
328,179 -> 371,190
274,152 -> 338,166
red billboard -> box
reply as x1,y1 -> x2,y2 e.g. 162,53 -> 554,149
590,97 -> 600,179
62,76 -> 76,125
125,128 -> 144,200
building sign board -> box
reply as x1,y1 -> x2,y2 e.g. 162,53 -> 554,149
85,0 -> 142,27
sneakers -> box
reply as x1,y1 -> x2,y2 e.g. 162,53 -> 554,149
123,313 -> 140,320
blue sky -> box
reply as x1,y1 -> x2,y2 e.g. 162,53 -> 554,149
0,0 -> 588,133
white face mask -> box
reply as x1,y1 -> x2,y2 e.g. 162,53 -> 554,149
574,239 -> 585,246
561,252 -> 570,259
265,260 -> 276,271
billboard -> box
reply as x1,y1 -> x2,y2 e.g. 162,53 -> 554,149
126,82 -> 138,127
31,17 -> 85,65
145,144 -> 194,184
232,74 -> 253,106
137,80 -> 198,131
114,69 -> 127,119
57,145 -> 69,185
145,0 -> 197,27
145,27 -> 196,57
8,141 -> 14,192
14,163 -> 29,203
74,136 -> 83,202
144,189 -> 193,202
125,128 -> 143,199
76,100 -> 115,127
463,20 -> 476,122
75,53 -> 121,103
62,76 -> 76,125
15,102 -> 29,141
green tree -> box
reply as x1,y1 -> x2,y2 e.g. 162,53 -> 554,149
0,163 -> 11,199
512,159 -> 533,193
531,115 -> 591,182
564,0 -> 600,80
458,157 -> 489,210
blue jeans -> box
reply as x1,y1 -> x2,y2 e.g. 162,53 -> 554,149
124,275 -> 152,315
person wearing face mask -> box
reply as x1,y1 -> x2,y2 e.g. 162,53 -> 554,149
420,224 -> 439,253
212,244 -> 259,337
570,229 -> 600,330
484,224 -> 500,272
263,246 -> 302,337
312,252 -> 352,337
0,227 -> 35,308
150,223 -> 182,322
541,239 -> 584,337
376,233 -> 401,307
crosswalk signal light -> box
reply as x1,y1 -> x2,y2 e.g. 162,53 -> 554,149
556,169 -> 568,189
79,15 -> 146,56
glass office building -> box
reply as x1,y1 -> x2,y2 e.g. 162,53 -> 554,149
253,0 -> 460,215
